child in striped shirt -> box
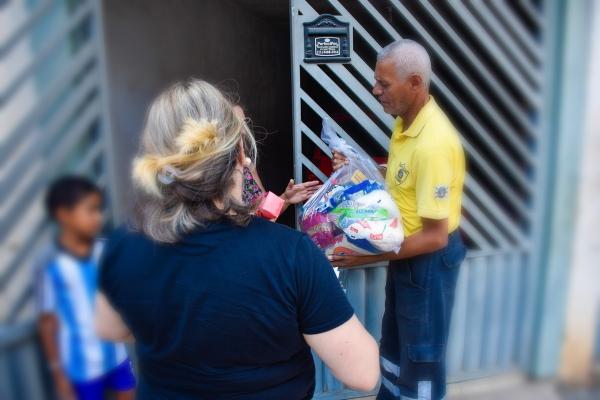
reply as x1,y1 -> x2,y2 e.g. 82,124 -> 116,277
36,176 -> 135,400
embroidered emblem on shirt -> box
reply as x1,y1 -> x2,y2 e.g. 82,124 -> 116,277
434,185 -> 449,199
395,163 -> 409,184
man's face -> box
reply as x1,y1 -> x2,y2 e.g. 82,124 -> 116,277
372,58 -> 413,116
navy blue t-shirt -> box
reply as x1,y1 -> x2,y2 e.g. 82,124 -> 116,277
99,217 -> 353,399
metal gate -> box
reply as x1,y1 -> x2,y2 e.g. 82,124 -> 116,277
291,0 -> 552,398
0,0 -> 114,398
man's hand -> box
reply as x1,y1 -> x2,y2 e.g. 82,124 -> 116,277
328,219 -> 449,268
328,254 -> 385,268
332,151 -> 349,171
54,371 -> 75,400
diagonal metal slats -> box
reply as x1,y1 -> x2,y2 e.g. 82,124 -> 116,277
488,0 -> 543,63
446,0 -> 541,108
298,0 -> 537,250
468,0 -> 541,85
0,0 -> 93,106
0,0 -> 111,326
418,0 -> 537,139
328,0 -> 535,198
384,0 -> 537,162
0,0 -> 55,58
293,1 -> 546,389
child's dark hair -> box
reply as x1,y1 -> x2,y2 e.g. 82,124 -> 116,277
45,176 -> 102,219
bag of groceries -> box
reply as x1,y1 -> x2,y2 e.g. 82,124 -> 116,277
300,118 -> 404,256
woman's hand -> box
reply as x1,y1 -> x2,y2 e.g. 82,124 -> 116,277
332,151 -> 349,171
281,180 -> 321,205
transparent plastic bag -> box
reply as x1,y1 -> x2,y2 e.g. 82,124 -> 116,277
301,118 -> 404,256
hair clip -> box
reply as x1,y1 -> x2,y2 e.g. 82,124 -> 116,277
158,165 -> 179,185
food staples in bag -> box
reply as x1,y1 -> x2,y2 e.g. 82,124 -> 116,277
328,234 -> 380,256
342,218 -> 402,252
301,118 -> 404,257
299,212 -> 337,249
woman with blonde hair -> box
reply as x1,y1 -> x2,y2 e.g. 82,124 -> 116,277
95,79 -> 379,399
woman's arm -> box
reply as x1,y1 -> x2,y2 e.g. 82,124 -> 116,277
304,315 -> 380,391
295,236 -> 380,390
95,293 -> 134,342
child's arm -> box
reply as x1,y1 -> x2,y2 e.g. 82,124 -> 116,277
38,313 -> 75,400
36,263 -> 75,400
95,293 -> 134,342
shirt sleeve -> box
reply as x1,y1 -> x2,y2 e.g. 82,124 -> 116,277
98,246 -> 112,297
294,235 -> 354,335
415,148 -> 453,220
36,266 -> 56,314
98,228 -> 126,298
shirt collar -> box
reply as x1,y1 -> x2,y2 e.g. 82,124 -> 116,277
393,95 -> 437,139
54,238 -> 94,263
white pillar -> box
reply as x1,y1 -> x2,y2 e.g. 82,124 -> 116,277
559,0 -> 600,385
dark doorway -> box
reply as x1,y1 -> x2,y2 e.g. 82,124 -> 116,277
102,0 -> 295,225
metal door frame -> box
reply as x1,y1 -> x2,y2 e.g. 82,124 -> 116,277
289,0 -> 581,397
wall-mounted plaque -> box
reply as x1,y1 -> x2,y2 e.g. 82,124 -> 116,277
303,14 -> 351,63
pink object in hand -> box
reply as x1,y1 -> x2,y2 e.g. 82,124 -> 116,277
256,192 -> 285,220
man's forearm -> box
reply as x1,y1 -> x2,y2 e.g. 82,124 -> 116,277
389,230 -> 446,260
332,230 -> 448,266
329,218 -> 449,268
365,228 -> 447,264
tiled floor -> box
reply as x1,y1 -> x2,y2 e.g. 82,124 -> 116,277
451,384 -> 600,400
357,380 -> 600,400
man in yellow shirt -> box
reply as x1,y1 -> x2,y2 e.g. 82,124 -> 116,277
330,39 -> 466,400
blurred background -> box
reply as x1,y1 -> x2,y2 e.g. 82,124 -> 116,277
0,0 -> 598,399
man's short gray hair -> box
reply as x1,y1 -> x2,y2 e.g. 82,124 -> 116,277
377,39 -> 431,87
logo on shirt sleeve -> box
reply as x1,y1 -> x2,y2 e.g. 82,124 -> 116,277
434,185 -> 449,199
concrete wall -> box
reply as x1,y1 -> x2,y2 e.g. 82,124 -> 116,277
101,0 -> 293,223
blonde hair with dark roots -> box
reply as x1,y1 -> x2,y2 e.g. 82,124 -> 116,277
131,79 -> 257,243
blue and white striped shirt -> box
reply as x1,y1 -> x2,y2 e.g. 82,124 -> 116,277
36,241 -> 128,382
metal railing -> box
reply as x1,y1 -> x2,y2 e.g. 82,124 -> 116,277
0,322 -> 52,400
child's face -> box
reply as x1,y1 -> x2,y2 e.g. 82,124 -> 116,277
56,193 -> 103,240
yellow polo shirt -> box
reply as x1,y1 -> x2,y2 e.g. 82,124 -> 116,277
385,96 -> 465,237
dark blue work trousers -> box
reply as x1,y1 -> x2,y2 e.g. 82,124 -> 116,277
377,231 -> 466,400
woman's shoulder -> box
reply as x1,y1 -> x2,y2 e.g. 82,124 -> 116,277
109,224 -> 148,242
247,218 -> 321,264
103,224 -> 156,258
248,217 -> 307,241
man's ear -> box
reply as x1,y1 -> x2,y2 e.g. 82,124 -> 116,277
408,74 -> 423,91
